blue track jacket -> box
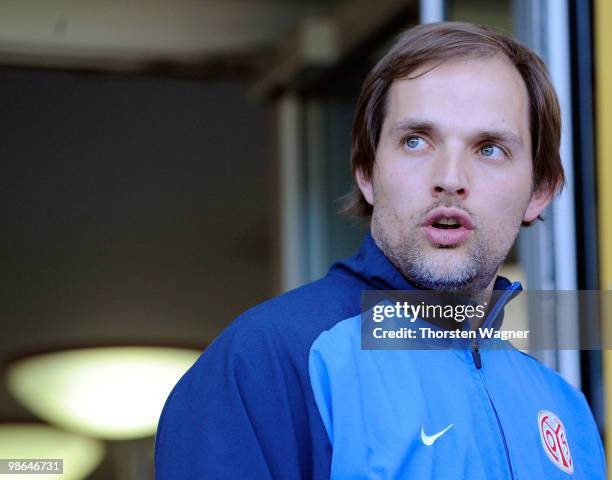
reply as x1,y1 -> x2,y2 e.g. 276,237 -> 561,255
155,232 -> 605,479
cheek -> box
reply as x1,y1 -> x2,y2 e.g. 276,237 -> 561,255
374,161 -> 426,213
476,177 -> 532,232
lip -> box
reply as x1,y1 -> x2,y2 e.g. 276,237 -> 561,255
421,207 -> 474,247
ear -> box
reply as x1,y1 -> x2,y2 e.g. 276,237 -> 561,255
356,167 -> 374,206
523,186 -> 554,223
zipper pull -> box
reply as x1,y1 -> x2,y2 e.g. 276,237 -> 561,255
472,340 -> 482,369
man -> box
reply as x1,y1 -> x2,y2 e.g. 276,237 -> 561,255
155,22 -> 605,479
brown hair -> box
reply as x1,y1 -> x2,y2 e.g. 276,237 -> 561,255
342,21 -> 564,226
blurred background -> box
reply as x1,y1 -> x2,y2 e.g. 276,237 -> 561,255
0,0 -> 610,478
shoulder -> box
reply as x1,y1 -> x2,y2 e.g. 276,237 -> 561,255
156,277 -> 344,479
159,271 -> 364,429
192,271 -> 364,374
513,349 -> 582,396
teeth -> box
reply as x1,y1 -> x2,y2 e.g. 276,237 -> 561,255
437,217 -> 459,225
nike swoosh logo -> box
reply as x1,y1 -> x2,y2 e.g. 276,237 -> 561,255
421,424 -> 453,446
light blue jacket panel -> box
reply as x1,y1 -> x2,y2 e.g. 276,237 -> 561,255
309,313 -> 605,479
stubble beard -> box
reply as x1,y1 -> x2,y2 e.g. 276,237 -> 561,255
371,204 -> 515,294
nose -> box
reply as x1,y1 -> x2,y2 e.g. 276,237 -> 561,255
430,154 -> 470,200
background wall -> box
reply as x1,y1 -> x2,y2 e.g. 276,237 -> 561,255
0,70 -> 274,422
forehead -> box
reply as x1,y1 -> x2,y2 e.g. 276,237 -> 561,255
383,55 -> 530,140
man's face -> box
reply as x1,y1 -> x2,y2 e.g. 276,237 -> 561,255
357,55 -> 552,292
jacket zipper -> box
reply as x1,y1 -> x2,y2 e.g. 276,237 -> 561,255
470,282 -> 522,370
471,338 -> 482,369
479,373 -> 516,480
470,282 -> 521,480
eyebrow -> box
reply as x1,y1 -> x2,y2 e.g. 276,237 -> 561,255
388,118 -> 524,148
388,119 -> 439,138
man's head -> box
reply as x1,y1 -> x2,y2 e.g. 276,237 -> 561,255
346,22 -> 564,293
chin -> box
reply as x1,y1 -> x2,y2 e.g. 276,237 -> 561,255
425,250 -> 467,273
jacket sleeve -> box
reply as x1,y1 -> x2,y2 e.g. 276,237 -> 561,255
154,319 -> 331,479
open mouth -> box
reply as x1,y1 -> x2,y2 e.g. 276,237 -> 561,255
431,218 -> 462,230
422,209 -> 473,247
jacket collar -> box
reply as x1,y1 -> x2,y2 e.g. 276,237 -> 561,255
330,231 -> 414,291
330,231 -> 523,329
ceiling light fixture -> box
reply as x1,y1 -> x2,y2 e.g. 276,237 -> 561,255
6,346 -> 200,440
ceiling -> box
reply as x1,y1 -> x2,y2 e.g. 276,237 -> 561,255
0,0 -> 348,76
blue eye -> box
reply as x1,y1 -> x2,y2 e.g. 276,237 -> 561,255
403,135 -> 426,150
480,144 -> 505,158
